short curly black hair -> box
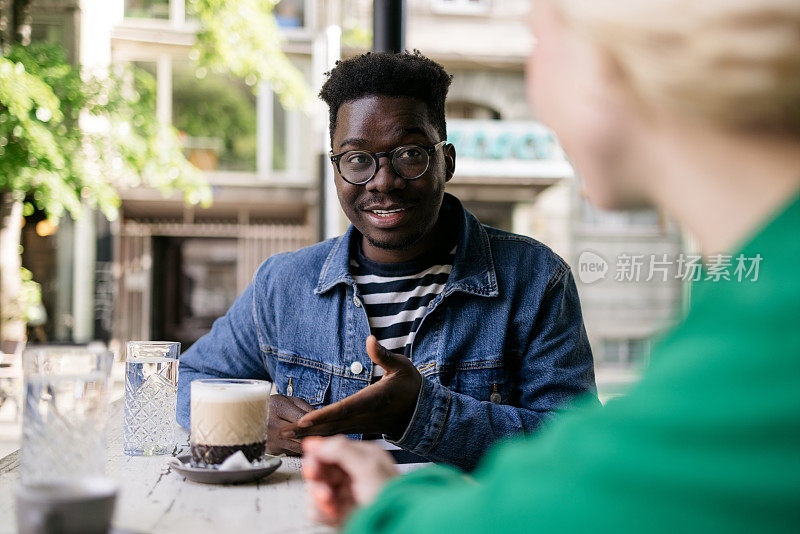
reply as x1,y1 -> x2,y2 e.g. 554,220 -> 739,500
320,50 -> 453,143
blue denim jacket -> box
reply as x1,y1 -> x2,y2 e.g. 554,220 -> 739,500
177,194 -> 597,470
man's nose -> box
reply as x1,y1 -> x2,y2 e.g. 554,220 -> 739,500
365,156 -> 406,193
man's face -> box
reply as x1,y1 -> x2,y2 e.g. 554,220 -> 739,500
332,95 -> 454,254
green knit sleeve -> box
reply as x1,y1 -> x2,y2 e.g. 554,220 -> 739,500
345,463 -> 476,534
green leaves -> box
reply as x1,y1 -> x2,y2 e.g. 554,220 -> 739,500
0,56 -> 65,193
20,267 -> 43,324
0,1 -> 308,224
187,0 -> 312,111
0,43 -> 212,222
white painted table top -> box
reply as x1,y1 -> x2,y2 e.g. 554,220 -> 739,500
0,402 -> 334,534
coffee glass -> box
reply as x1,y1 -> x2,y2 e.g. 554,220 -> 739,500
190,379 -> 271,465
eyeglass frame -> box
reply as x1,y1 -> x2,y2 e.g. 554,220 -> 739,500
328,140 -> 448,185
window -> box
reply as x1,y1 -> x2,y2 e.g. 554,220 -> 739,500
29,12 -> 75,60
30,19 -> 67,45
172,62 -> 257,172
431,0 -> 491,15
124,0 -> 170,19
599,338 -> 651,368
115,54 -> 311,179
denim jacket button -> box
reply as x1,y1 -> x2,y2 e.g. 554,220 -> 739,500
350,361 -> 364,375
353,296 -> 362,307
490,383 -> 501,404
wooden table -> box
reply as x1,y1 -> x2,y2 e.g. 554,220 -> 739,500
0,402 -> 333,534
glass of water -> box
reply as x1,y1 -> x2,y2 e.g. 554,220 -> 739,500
123,341 -> 180,456
21,346 -> 114,486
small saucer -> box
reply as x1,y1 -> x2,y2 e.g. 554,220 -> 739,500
169,455 -> 282,485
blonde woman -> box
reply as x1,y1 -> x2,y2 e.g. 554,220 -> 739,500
302,0 -> 800,531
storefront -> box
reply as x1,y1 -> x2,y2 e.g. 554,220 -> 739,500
113,184 -> 316,349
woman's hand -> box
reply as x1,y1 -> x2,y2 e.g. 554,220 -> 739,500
302,435 -> 399,527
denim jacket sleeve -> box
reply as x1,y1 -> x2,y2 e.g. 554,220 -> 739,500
389,268 -> 597,471
176,268 -> 271,429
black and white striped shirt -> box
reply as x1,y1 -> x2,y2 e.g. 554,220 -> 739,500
351,244 -> 456,378
351,240 -> 456,465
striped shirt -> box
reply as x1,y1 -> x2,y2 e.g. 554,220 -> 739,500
351,244 -> 456,378
352,240 -> 456,465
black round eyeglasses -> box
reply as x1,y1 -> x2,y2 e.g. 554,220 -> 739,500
329,141 -> 447,185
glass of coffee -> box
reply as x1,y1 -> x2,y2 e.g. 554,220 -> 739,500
190,379 -> 271,465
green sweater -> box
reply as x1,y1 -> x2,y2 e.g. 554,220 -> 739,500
347,191 -> 800,533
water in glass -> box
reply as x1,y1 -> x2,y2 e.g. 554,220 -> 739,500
123,341 -> 180,455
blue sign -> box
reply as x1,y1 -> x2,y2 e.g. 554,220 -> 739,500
446,120 -> 565,161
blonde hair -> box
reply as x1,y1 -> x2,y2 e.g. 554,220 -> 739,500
547,0 -> 800,136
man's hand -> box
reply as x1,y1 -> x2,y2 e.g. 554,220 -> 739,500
282,336 -> 422,440
302,436 -> 399,528
266,394 -> 314,455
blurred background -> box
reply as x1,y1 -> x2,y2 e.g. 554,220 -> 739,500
0,0 -> 687,454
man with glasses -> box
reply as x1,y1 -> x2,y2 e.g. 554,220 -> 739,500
177,51 -> 597,470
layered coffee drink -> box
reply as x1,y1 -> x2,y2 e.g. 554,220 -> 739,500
190,379 -> 270,465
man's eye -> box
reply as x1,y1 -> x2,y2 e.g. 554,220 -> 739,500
346,154 -> 370,165
397,148 -> 423,159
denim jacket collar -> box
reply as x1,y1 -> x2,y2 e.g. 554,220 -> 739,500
314,193 -> 498,298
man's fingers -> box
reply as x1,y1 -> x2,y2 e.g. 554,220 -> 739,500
284,409 -> 373,438
293,389 -> 374,430
291,420 -> 363,438
267,418 -> 303,454
287,395 -> 315,413
366,335 -> 406,372
270,394 -> 309,422
294,402 -> 350,428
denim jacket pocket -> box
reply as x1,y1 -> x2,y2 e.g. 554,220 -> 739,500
451,358 -> 509,404
273,356 -> 332,406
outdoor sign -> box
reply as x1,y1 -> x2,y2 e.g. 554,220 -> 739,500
447,119 -> 567,161
446,119 -> 573,179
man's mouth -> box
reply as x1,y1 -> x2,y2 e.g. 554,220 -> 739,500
369,207 -> 406,218
362,204 -> 413,228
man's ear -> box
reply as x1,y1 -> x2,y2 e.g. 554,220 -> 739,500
444,143 -> 456,182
